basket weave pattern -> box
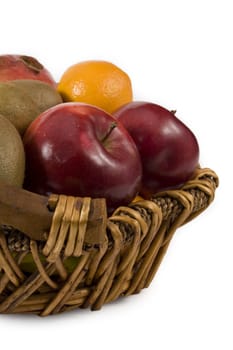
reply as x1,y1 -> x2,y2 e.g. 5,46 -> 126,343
0,168 -> 218,316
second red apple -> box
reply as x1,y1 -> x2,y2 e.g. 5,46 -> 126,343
114,101 -> 199,196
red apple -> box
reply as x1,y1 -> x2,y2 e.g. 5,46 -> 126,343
23,102 -> 142,213
0,54 -> 56,87
113,101 -> 199,196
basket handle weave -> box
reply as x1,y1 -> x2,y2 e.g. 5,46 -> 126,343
0,182 -> 107,247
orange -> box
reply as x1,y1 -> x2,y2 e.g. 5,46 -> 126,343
57,60 -> 133,114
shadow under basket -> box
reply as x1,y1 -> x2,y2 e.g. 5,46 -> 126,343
0,167 -> 218,316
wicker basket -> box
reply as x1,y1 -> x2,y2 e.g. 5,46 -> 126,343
0,167 -> 218,316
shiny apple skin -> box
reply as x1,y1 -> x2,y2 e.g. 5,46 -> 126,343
0,55 -> 56,87
23,102 -> 142,213
113,101 -> 199,195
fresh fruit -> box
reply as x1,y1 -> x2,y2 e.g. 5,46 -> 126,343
11,80 -> 63,114
23,102 -> 142,213
0,80 -> 62,135
19,253 -> 80,275
114,101 -> 199,196
0,54 -> 56,87
57,60 -> 133,114
0,114 -> 25,187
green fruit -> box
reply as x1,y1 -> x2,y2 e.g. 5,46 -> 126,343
0,114 -> 25,187
11,79 -> 62,114
19,252 -> 46,274
0,80 -> 62,135
63,257 -> 81,274
19,252 -> 81,275
0,82 -> 39,135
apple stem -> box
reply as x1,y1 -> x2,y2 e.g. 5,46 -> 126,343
171,110 -> 177,115
101,122 -> 117,143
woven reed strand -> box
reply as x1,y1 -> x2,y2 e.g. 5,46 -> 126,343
0,168 -> 218,316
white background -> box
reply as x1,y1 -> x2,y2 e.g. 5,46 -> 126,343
0,0 -> 232,349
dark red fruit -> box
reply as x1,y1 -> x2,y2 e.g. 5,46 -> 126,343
114,101 -> 199,196
23,102 -> 142,213
0,54 -> 56,87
